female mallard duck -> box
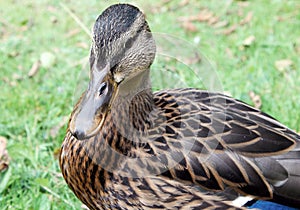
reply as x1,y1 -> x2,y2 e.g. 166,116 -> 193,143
60,3 -> 300,209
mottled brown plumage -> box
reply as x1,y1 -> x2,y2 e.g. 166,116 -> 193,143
60,4 -> 300,209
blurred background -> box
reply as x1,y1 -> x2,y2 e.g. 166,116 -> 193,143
0,0 -> 299,209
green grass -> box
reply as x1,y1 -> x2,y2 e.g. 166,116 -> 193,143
0,0 -> 299,209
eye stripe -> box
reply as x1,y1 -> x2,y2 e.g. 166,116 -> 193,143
109,29 -> 141,68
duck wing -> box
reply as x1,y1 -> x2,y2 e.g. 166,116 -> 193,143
149,88 -> 300,207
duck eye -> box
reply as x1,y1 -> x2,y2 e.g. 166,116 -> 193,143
98,82 -> 107,96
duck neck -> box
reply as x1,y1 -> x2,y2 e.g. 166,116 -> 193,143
117,69 -> 152,98
110,69 -> 155,138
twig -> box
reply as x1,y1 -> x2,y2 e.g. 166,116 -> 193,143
59,2 -> 91,38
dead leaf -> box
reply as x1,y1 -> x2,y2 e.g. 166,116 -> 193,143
65,28 -> 80,38
277,10 -> 298,22
0,19 -> 9,27
208,16 -> 219,25
28,60 -> 41,78
237,1 -> 250,7
182,21 -> 197,32
53,147 -> 61,160
183,52 -> 201,65
240,11 -> 253,25
9,81 -> 17,87
237,8 -> 244,17
179,0 -> 189,7
8,51 -> 19,57
213,20 -> 228,28
178,9 -> 215,23
2,77 -> 9,84
50,16 -> 58,24
19,25 -> 29,32
47,6 -> 57,13
18,65 -> 23,71
225,48 -> 234,59
243,35 -> 255,46
241,55 -> 247,62
249,91 -> 262,109
275,59 -> 293,72
49,116 -> 69,138
0,136 -> 9,172
196,9 -> 214,22
178,15 -> 199,22
161,0 -> 172,4
13,73 -> 23,80
219,24 -> 237,35
76,42 -> 89,49
2,77 -> 17,87
276,16 -> 285,22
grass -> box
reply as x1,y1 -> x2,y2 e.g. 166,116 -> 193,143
0,0 -> 299,209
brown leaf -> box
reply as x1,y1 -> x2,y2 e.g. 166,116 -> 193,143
208,16 -> 219,25
213,20 -> 228,28
178,14 -> 201,22
182,21 -> 197,32
183,53 -> 201,65
3,76 -> 17,87
276,16 -> 285,22
8,51 -> 19,57
19,25 -> 29,32
178,9 -> 215,23
47,5 -> 57,13
49,116 -> 69,138
219,24 -> 237,35
243,35 -> 255,46
237,8 -> 244,17
241,55 -> 247,62
13,73 -> 23,80
249,91 -> 262,109
240,11 -> 253,26
28,60 -> 41,78
2,77 -> 9,84
178,16 -> 195,22
76,42 -> 89,49
10,81 -> 17,87
53,148 -> 61,160
225,48 -> 234,59
0,19 -> 9,27
0,136 -> 9,172
275,59 -> 293,72
196,9 -> 214,22
65,28 -> 80,38
179,0 -> 189,7
50,16 -> 58,24
161,0 -> 172,4
237,1 -> 250,7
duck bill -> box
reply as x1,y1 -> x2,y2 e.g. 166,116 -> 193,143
69,63 -> 117,140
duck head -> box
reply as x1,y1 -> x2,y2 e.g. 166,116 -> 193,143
69,4 -> 156,140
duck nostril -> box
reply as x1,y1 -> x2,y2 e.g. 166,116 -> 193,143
72,130 -> 86,140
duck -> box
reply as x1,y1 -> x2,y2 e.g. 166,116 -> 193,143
59,3 -> 300,210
